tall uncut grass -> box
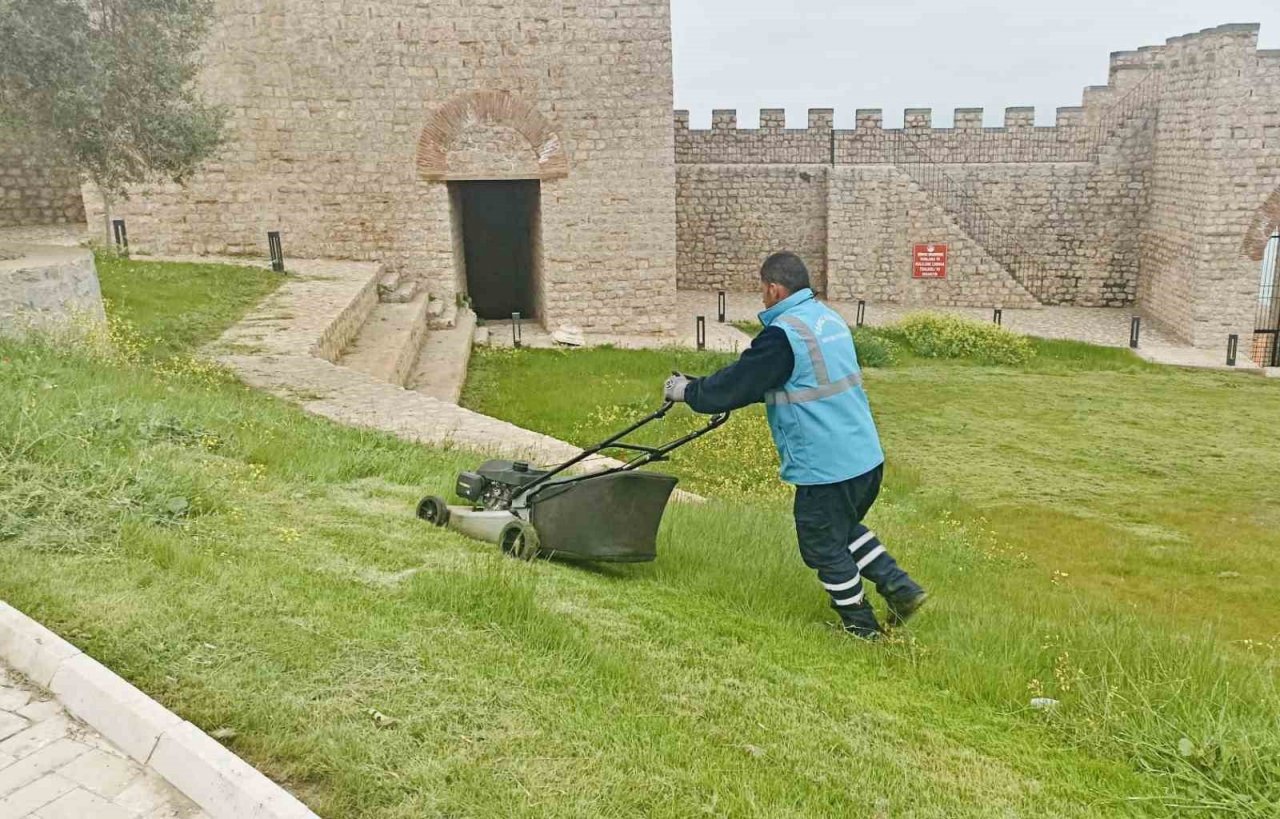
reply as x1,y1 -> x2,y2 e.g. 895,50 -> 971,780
0,256 -> 1276,815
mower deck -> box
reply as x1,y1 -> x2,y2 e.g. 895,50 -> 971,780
416,401 -> 729,563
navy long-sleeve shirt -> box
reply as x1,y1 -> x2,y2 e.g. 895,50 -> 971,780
684,326 -> 795,414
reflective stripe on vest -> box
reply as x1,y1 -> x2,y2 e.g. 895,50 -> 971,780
777,315 -> 830,384
765,371 -> 864,406
765,314 -> 862,406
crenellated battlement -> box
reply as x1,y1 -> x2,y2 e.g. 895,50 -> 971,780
674,105 -> 1098,165
676,22 -> 1276,168
677,104 -> 1087,135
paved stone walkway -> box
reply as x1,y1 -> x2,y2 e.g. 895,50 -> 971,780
0,664 -> 206,819
679,289 -> 1273,370
207,261 -> 631,475
482,314 -> 750,353
685,289 -> 1180,347
0,225 -> 91,248
209,265 -> 722,505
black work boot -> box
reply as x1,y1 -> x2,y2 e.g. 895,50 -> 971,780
881,581 -> 928,628
838,602 -> 884,641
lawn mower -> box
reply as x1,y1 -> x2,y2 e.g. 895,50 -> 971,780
416,402 -> 729,562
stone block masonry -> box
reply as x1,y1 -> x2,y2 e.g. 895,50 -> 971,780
675,77 -> 1155,310
3,10 -> 1278,350
825,166 -> 1038,308
0,246 -> 106,339
677,165 -> 829,293
0,133 -> 84,229
81,0 -> 679,335
676,24 -> 1280,348
1134,25 -> 1280,349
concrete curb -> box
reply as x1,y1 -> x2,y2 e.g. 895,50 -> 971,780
0,601 -> 320,819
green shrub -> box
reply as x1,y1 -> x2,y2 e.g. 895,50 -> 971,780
892,312 -> 1034,366
732,321 -> 899,368
852,327 -> 900,368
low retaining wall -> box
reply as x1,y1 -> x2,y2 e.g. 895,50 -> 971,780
0,244 -> 105,338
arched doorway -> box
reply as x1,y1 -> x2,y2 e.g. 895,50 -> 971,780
1255,232 -> 1280,367
416,90 -> 568,322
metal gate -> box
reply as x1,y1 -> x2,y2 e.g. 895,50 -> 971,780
1254,232 -> 1280,367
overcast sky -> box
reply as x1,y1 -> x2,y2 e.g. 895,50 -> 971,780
671,1 -> 1280,128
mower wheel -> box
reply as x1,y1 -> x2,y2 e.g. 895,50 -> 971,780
416,496 -> 450,527
499,520 -> 541,561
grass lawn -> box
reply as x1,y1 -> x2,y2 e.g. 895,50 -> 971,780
95,252 -> 284,359
1,260 -> 1277,816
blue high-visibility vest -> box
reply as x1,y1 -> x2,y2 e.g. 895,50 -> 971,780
759,289 -> 885,485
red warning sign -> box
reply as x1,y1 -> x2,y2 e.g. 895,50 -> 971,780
913,243 -> 948,279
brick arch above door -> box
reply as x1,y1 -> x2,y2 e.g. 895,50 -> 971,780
1242,188 -> 1280,261
416,90 -> 568,182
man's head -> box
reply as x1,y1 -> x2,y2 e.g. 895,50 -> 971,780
760,251 -> 811,308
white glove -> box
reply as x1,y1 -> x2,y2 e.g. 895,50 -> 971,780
664,372 -> 692,403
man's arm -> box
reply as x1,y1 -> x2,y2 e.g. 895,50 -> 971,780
683,326 -> 794,414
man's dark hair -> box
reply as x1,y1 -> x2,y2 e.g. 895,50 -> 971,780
760,251 -> 811,294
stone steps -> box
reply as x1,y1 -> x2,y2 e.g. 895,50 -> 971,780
379,272 -> 425,304
407,308 -> 477,403
339,290 -> 435,387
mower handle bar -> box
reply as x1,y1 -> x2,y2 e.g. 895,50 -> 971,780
511,401 -> 730,503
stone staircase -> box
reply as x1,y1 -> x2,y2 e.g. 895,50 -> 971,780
341,265 -> 475,402
377,265 -> 426,304
206,259 -> 662,491
893,140 -> 1057,304
889,166 -> 1040,308
406,308 -> 477,403
339,291 -> 436,386
891,71 -> 1161,305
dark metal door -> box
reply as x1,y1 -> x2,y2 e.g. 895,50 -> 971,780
457,180 -> 539,320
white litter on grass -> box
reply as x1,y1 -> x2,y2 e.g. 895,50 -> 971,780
553,325 -> 585,346
1030,697 -> 1060,710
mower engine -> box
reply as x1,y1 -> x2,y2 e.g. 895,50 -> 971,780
454,460 -> 549,511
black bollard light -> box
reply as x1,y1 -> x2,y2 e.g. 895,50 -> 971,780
1227,334 -> 1238,367
1129,316 -> 1141,349
717,291 -> 727,323
112,219 -> 128,253
512,312 -> 522,348
267,231 -> 284,272
856,300 -> 866,328
696,315 -> 706,351
993,308 -> 1003,326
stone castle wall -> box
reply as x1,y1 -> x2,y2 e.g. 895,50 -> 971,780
1134,26 -> 1280,348
82,0 -> 678,334
825,165 -> 1039,308
674,55 -> 1157,309
0,132 -> 84,228
676,24 -> 1279,350
676,165 -> 829,293
3,11 -> 1277,350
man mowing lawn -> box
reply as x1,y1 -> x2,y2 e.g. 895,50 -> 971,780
664,251 -> 927,640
